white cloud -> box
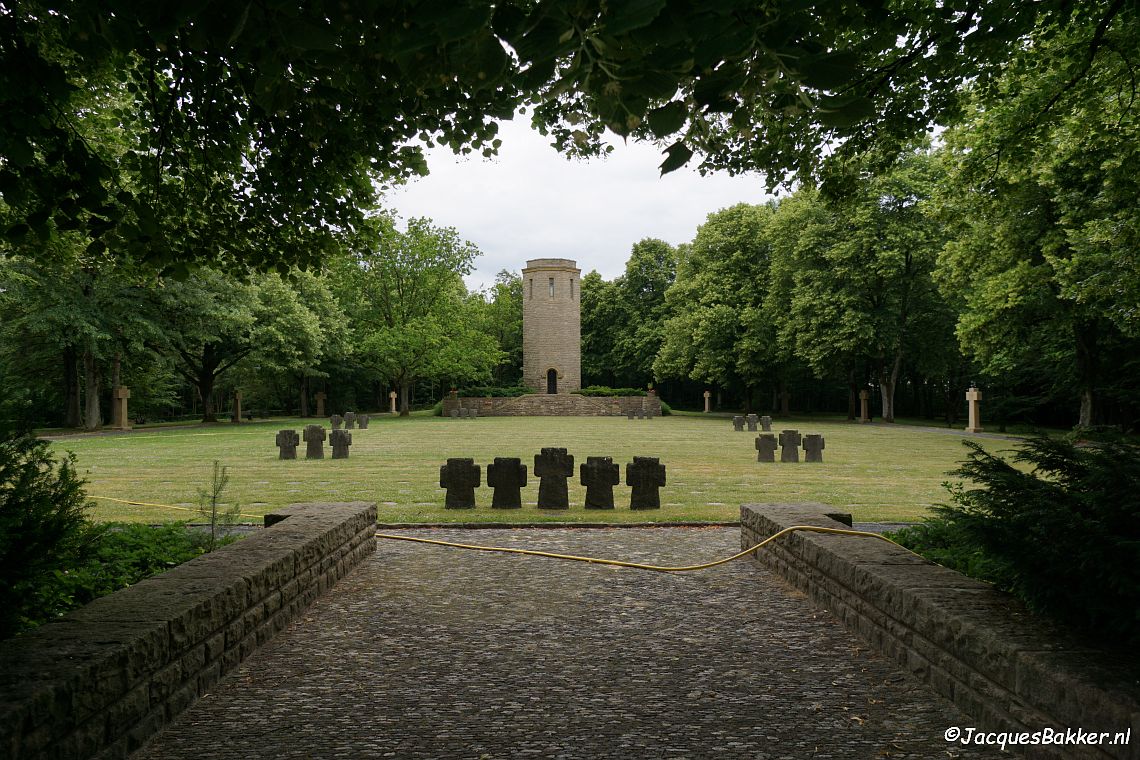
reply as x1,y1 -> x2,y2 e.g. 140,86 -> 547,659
382,116 -> 772,291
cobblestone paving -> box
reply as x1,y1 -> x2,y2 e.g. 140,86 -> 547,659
137,528 -> 991,759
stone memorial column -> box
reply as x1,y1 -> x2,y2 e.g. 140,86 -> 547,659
703,390 -> 711,413
858,389 -> 871,424
314,391 -> 327,418
965,386 -> 984,434
232,390 -> 243,424
112,387 -> 131,430
389,390 -> 398,414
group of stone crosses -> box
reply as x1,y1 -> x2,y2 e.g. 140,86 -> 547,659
450,407 -> 479,419
732,414 -> 824,463
624,406 -> 656,420
439,448 -> 667,510
275,412 -> 370,460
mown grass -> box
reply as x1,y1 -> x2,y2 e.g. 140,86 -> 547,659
47,413 -> 1018,524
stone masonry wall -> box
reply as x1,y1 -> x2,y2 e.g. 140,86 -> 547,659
443,394 -> 662,417
522,258 -> 581,393
0,502 -> 376,760
741,503 -> 1140,760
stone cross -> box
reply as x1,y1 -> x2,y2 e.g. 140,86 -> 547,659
746,414 -> 758,432
487,457 -> 527,509
358,414 -> 370,429
343,411 -> 356,430
965,386 -> 984,433
637,408 -> 647,420
450,409 -> 461,419
626,456 -> 666,510
330,429 -> 352,459
276,429 -> 299,460
580,456 -> 619,509
534,448 -> 574,509
389,390 -> 397,414
330,414 -> 343,430
703,390 -> 711,413
440,458 -> 480,509
303,424 -> 326,459
314,391 -> 326,418
779,430 -> 802,463
626,409 -> 636,420
732,415 -> 744,432
232,390 -> 243,424
112,386 -> 131,430
755,434 -> 778,463
803,434 -> 825,463
760,415 -> 772,432
468,406 -> 479,419
858,389 -> 871,423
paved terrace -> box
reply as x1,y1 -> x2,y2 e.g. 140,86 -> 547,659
136,528 -> 987,759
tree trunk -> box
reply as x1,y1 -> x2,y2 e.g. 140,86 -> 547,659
299,375 -> 310,417
64,347 -> 81,428
111,352 -> 121,389
399,378 -> 411,416
198,374 -> 217,422
82,349 -> 102,430
878,353 -> 902,423
846,366 -> 857,421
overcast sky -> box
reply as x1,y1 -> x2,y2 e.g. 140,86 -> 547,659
383,116 -> 773,292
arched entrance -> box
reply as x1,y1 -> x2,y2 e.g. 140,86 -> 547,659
546,369 -> 558,394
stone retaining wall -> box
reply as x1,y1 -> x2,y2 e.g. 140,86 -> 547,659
741,503 -> 1139,759
0,502 -> 376,760
443,394 -> 662,417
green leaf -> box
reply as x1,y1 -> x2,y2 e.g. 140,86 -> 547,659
798,50 -> 860,90
817,96 -> 876,128
647,101 -> 687,138
604,0 -> 668,36
658,141 -> 693,175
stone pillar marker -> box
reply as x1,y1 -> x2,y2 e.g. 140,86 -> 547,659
330,414 -> 343,430
389,391 -> 398,414
314,392 -> 327,418
703,390 -> 711,413
732,415 -> 744,432
343,411 -> 356,430
232,390 -> 243,424
965,386 -> 983,433
276,429 -> 299,460
303,425 -> 326,459
358,414 -> 369,429
581,456 -> 620,509
755,434 -> 778,463
440,458 -> 480,509
112,386 -> 131,430
760,415 -> 772,432
534,447 -> 574,509
803,434 -> 825,463
330,429 -> 352,459
858,389 -> 871,423
746,414 -> 758,432
626,457 -> 666,510
779,430 -> 802,463
487,457 -> 527,509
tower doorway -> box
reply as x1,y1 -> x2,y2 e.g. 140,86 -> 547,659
547,369 -> 558,394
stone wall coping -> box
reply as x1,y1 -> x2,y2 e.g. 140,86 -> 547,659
0,502 -> 376,760
741,503 -> 1140,759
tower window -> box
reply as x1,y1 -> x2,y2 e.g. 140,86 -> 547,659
529,278 -> 533,299
549,277 -> 555,298
570,278 -> 575,299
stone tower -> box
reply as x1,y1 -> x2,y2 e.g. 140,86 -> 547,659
522,258 -> 581,394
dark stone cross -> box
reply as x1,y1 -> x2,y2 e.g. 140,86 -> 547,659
760,415 -> 772,431
626,457 -> 666,510
275,429 -> 299,460
803,434 -> 825,463
450,409 -> 461,419
303,425 -> 326,459
732,416 -> 744,432
343,411 -> 356,429
755,434 -> 777,463
746,414 -> 758,432
330,429 -> 352,459
440,458 -> 480,509
534,448 -> 574,509
779,430 -> 802,463
487,457 -> 527,509
358,414 -> 370,429
330,414 -> 343,430
626,409 -> 636,420
580,456 -> 620,509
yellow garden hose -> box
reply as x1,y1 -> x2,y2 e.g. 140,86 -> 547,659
375,524 -> 909,573
88,495 -> 264,520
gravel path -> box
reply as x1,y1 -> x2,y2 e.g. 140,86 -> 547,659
136,528 -> 990,759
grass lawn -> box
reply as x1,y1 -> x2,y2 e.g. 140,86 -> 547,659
47,413 -> 1020,525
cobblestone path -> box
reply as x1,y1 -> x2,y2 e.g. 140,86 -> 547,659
136,528 -> 989,759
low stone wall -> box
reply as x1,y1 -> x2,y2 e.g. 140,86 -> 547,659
443,394 -> 662,417
0,502 -> 376,760
741,503 -> 1140,759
